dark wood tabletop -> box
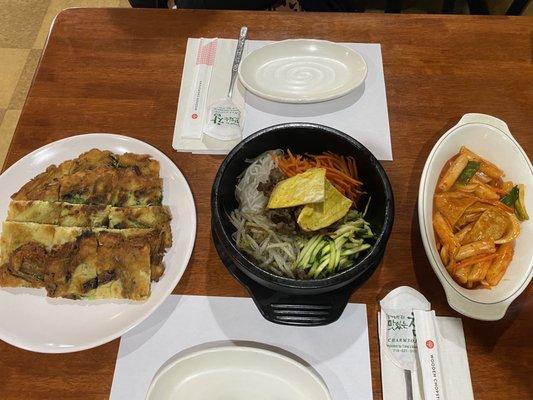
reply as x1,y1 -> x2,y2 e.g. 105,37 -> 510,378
1,8 -> 531,400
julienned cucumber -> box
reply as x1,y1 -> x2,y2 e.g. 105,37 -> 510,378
294,210 -> 374,279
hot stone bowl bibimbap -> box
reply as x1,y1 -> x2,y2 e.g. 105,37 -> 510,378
211,123 -> 394,325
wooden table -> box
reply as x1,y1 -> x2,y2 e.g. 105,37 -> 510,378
1,8 -> 531,400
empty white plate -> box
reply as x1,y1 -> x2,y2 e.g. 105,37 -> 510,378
146,346 -> 331,400
0,134 -> 196,352
238,39 -> 367,103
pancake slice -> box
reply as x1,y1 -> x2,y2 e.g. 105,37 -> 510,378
11,165 -> 61,202
95,227 -> 167,281
0,222 -> 153,300
114,172 -> 163,207
109,205 -> 172,247
0,221 -> 56,287
7,201 -> 170,235
12,149 -> 163,206
116,152 -> 160,178
47,231 -> 151,300
58,203 -> 109,227
58,167 -> 119,205
7,200 -> 62,226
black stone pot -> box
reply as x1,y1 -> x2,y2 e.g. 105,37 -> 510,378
211,123 -> 394,326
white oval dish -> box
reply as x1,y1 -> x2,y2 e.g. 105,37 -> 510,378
238,39 -> 367,104
145,346 -> 331,400
0,134 -> 196,352
418,113 -> 533,321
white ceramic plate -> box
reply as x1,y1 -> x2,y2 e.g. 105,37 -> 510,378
0,134 -> 196,352
419,114 -> 533,320
145,346 -> 331,400
238,39 -> 367,103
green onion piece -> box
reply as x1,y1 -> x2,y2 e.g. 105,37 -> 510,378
500,185 -> 519,207
457,161 -> 480,184
515,184 -> 529,221
63,194 -> 86,204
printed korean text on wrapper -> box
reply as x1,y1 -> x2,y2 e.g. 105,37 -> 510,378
181,38 -> 218,139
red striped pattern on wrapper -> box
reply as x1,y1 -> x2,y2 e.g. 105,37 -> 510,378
196,39 -> 218,66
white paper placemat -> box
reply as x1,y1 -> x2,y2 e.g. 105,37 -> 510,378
110,295 -> 373,400
173,39 -> 392,160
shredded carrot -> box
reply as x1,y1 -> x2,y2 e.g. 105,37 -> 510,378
275,150 -> 363,205
455,253 -> 498,269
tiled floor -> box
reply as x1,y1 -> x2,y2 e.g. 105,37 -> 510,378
0,0 -> 129,167
0,0 -> 531,167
